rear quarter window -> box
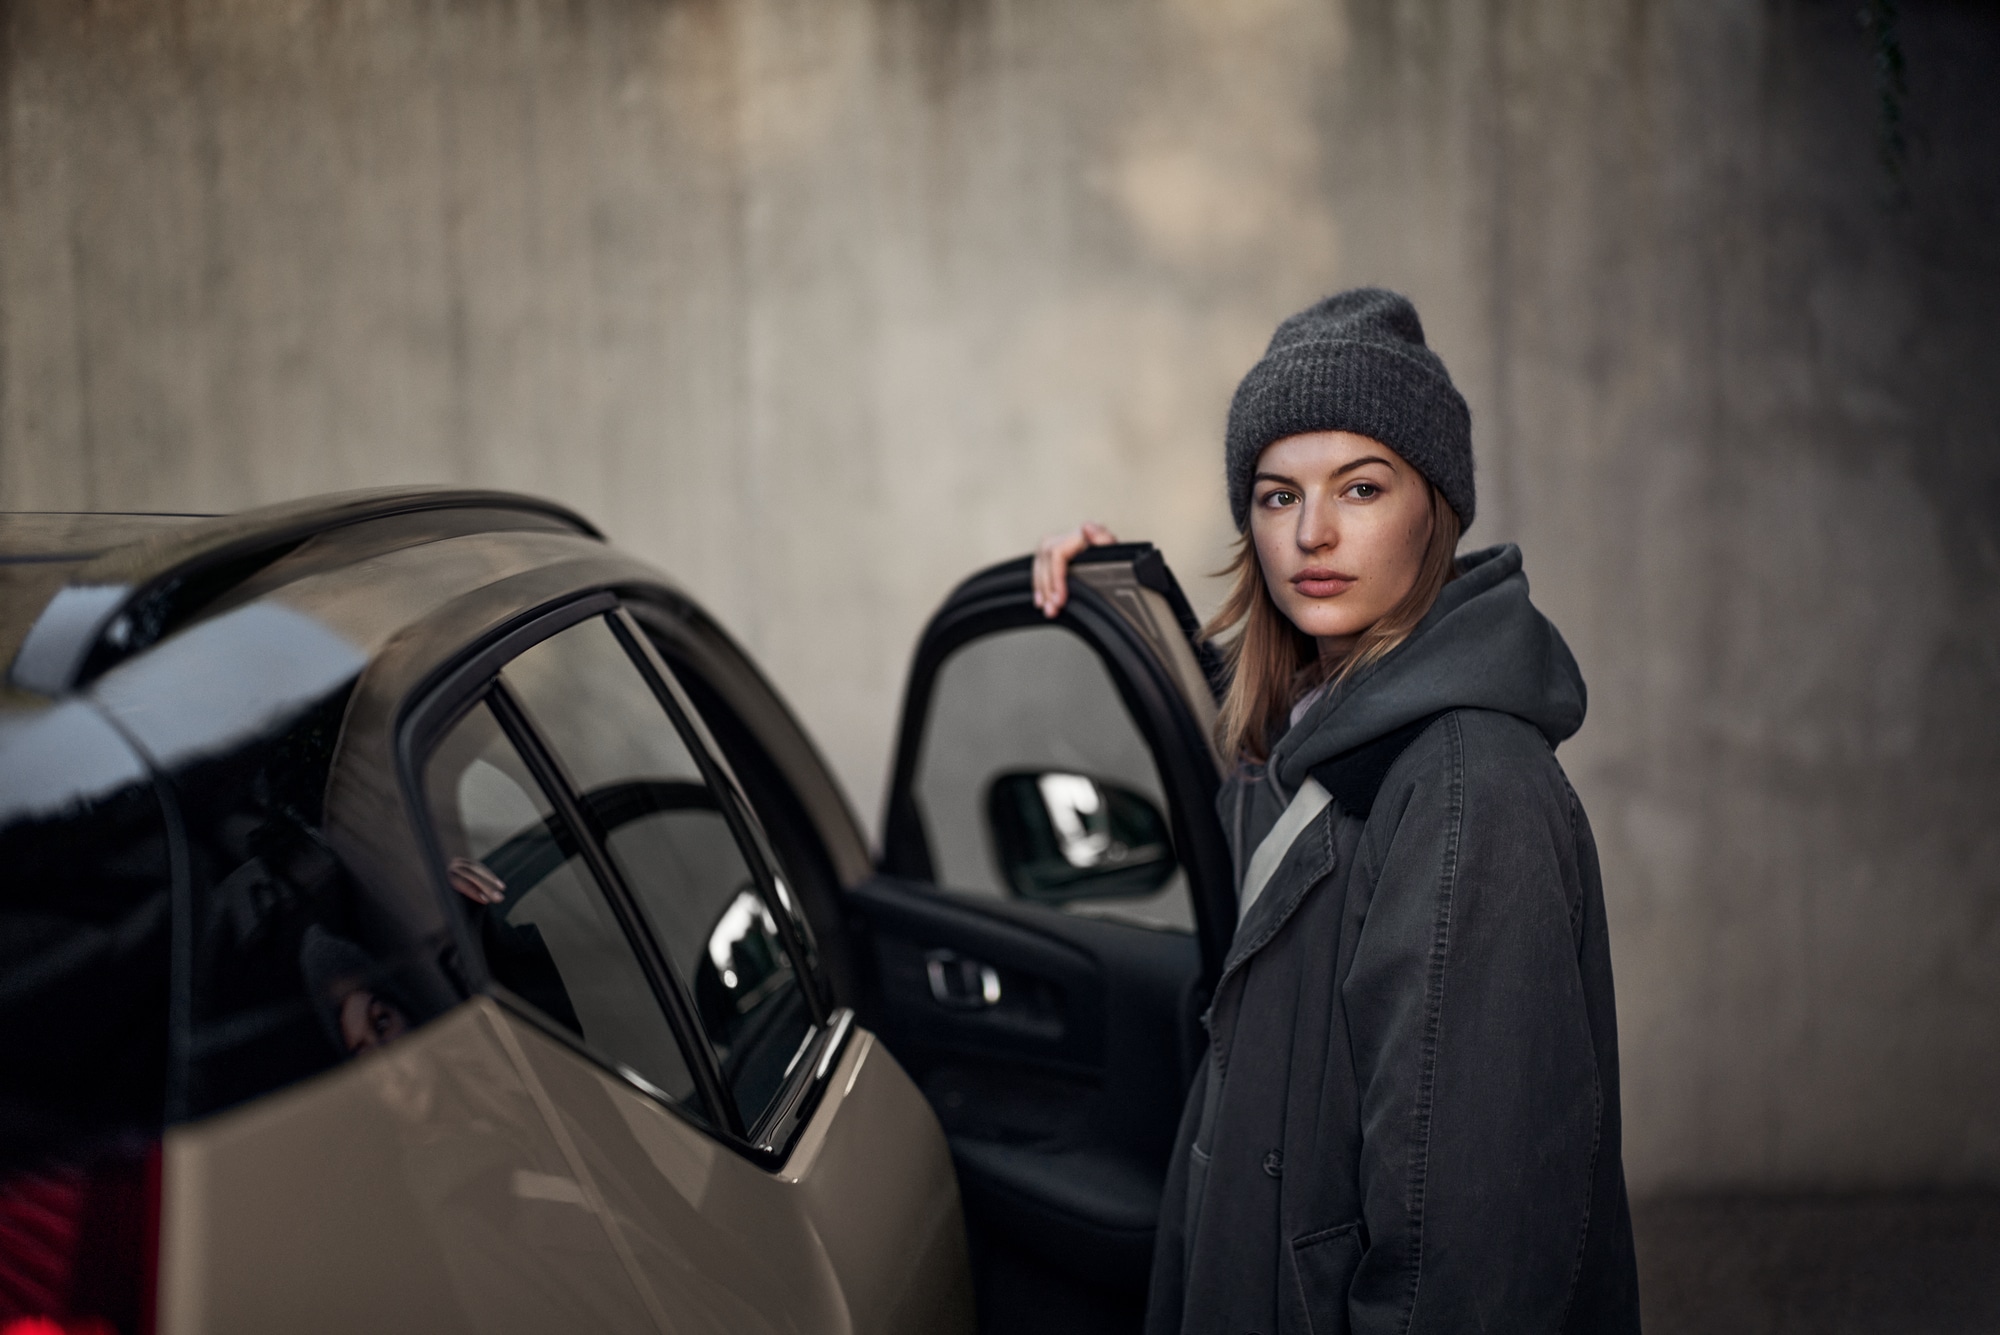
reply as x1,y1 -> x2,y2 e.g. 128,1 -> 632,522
165,686 -> 460,1118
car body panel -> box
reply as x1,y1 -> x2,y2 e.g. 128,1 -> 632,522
511,1015 -> 971,1335
1,493 -> 977,1335
157,998 -> 969,1335
156,997 -> 658,1335
781,1030 -> 974,1335
7,490 -> 595,696
0,513 -> 205,677
0,513 -> 206,562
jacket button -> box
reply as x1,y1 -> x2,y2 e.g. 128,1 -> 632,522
1262,1150 -> 1283,1178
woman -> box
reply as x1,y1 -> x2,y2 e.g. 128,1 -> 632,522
1034,289 -> 1640,1334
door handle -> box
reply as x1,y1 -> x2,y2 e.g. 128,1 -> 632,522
925,949 -> 1002,1009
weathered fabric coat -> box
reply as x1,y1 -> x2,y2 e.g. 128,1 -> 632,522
1145,545 -> 1640,1335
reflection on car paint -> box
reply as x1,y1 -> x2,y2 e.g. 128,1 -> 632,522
161,1000 -> 660,1335
0,699 -> 149,824
88,602 -> 367,771
10,583 -> 127,692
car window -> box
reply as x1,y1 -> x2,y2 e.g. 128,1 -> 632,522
423,696 -> 700,1110
644,627 -> 852,1007
912,624 -> 1194,933
501,615 -> 815,1128
172,685 -> 460,1118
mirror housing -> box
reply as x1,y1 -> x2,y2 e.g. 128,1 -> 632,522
985,770 -> 1177,904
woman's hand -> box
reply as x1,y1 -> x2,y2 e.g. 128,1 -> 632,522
1032,521 -> 1119,618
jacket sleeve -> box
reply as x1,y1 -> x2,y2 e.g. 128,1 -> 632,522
1341,712 -> 1602,1334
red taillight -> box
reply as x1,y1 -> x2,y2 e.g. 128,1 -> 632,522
0,1141 -> 159,1335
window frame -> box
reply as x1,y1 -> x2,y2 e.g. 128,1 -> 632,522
602,608 -> 831,1028
618,592 -> 864,1009
400,592 -> 849,1168
881,601 -> 1211,941
875,555 -> 1236,982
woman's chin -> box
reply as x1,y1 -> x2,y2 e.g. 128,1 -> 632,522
1281,605 -> 1375,644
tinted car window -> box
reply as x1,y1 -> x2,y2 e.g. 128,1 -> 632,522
503,616 -> 814,1127
423,697 -> 698,1108
0,703 -> 171,1161
645,629 -> 853,1008
172,685 -> 459,1118
914,624 -> 1193,932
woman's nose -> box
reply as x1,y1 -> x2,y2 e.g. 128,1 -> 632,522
1296,496 -> 1338,550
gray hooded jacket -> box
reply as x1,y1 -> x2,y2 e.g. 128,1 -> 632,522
1145,545 -> 1640,1335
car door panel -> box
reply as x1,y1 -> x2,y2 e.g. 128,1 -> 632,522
779,1029 -> 978,1335
853,545 -> 1228,1333
352,588 -> 977,1335
852,874 -> 1199,1290
157,999 -> 658,1335
497,1011 -> 816,1335
506,1001 -> 972,1335
491,601 -> 975,1333
854,876 -> 1106,1070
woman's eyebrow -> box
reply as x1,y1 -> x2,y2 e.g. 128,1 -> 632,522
1254,456 -> 1398,487
1333,455 -> 1398,476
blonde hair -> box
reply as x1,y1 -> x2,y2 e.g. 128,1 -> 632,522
1202,484 -> 1461,763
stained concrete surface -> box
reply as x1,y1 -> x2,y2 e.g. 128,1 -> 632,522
1,0 -> 1996,1201
1635,1193 -> 2000,1334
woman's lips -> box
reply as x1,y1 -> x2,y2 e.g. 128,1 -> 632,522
1292,569 -> 1356,597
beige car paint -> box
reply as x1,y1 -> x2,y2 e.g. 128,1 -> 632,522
158,996 -> 973,1334
779,1031 -> 975,1335
157,999 -> 656,1334
151,523 -> 975,1332
509,1016 -> 973,1335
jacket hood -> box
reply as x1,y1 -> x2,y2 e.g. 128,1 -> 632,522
1269,544 -> 1585,793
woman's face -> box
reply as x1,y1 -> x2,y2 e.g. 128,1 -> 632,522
1249,430 -> 1435,657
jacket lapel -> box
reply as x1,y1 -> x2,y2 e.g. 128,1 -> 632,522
1215,802 -> 1340,990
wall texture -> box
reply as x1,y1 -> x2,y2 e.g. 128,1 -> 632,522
2,0 -> 1995,1195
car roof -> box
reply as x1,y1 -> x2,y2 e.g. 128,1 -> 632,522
3,489 -> 602,698
0,514 -> 211,688
0,511 -> 213,560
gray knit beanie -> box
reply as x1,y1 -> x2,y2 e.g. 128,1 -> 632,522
1225,288 -> 1474,531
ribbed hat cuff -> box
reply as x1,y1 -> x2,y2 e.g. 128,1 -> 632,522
1226,341 -> 1473,530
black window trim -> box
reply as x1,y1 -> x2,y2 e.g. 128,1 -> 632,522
618,591 -> 862,1010
601,608 -> 849,1154
398,591 -> 851,1167
603,609 -> 830,1023
482,681 -> 739,1133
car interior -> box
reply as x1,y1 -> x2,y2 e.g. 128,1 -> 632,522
653,544 -> 1231,1335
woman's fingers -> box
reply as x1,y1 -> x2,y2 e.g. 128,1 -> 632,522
448,856 -> 507,905
1032,522 -> 1120,618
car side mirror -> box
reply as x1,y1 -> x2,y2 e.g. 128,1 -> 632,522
985,770 -> 1177,904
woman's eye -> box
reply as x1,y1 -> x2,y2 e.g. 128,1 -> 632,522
1261,489 -> 1299,507
1347,483 -> 1380,500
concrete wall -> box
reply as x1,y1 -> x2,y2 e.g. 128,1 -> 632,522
2,0 -> 1995,1195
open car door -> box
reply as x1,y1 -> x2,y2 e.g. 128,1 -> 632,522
850,544 -> 1234,1335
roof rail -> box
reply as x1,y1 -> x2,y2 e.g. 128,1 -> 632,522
8,487 -> 602,695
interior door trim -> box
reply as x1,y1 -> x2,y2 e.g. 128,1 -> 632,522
878,552 -> 1235,981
